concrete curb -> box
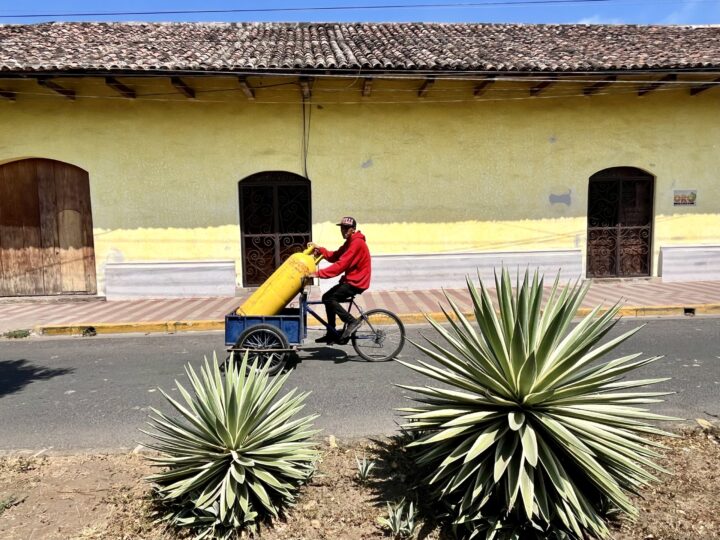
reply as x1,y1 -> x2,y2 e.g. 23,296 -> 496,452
390,303 -> 720,325
34,303 -> 720,337
36,320 -> 223,336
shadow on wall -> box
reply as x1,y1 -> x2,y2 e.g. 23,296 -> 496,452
0,359 -> 74,398
90,173 -> 591,230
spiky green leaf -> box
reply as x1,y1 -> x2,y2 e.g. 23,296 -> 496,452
397,268 -> 674,538
144,352 -> 319,538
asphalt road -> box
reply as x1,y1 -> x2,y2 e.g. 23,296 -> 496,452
1,317 -> 718,451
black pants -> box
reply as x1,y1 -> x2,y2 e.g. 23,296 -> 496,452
322,282 -> 364,330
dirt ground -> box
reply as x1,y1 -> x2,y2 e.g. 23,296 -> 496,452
0,428 -> 718,540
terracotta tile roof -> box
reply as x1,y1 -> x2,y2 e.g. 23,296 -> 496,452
0,22 -> 718,73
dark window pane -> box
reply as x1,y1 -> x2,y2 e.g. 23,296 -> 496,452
588,180 -> 619,227
244,236 -> 276,285
241,186 -> 274,235
279,234 -> 311,260
278,185 -> 310,234
620,179 -> 653,226
619,227 -> 651,276
587,229 -> 618,278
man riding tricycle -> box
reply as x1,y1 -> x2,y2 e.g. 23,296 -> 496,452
225,216 -> 405,374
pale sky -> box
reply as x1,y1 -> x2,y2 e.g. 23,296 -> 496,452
0,0 -> 718,25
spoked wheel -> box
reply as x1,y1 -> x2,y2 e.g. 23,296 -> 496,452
351,308 -> 405,362
232,324 -> 289,376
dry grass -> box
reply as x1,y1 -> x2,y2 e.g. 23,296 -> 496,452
0,429 -> 717,539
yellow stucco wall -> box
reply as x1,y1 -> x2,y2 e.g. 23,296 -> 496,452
1,75 -> 718,290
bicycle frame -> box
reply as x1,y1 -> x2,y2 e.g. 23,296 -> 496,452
225,287 -> 405,367
301,289 -> 365,336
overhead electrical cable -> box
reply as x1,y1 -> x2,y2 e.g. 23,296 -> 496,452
0,0 -> 715,19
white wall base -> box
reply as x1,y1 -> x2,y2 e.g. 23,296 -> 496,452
103,250 -> 587,299
659,245 -> 720,282
105,261 -> 237,299
318,249 -> 583,292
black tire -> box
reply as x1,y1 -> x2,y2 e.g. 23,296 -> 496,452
351,308 -> 405,362
233,324 -> 289,376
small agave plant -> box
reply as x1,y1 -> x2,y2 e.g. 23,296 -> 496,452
143,352 -> 320,539
355,453 -> 377,483
377,498 -> 419,539
398,269 -> 676,539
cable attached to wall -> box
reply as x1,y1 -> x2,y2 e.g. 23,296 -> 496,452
301,88 -> 312,180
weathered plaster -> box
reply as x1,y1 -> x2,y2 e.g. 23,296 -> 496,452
1,76 -> 718,289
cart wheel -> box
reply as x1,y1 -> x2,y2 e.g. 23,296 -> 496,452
351,309 -> 406,362
234,324 -> 289,376
220,352 -> 232,372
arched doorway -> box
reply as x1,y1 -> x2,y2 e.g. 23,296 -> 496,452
238,171 -> 311,286
0,158 -> 96,296
587,167 -> 654,278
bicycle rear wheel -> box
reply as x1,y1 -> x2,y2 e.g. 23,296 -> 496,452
233,323 -> 288,376
351,308 -> 405,362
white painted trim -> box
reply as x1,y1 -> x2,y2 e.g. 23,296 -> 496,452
105,260 -> 237,299
318,249 -> 583,292
659,245 -> 720,282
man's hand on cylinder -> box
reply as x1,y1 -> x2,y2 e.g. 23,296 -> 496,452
307,242 -> 321,256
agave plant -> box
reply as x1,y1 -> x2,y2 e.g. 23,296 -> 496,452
143,352 -> 320,539
398,269 -> 676,539
377,498 -> 419,539
355,453 -> 377,483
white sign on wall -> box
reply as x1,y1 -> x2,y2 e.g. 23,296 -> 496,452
673,189 -> 697,206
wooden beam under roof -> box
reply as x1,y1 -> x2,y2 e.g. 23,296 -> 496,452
418,77 -> 435,98
361,78 -> 373,97
473,75 -> 496,97
638,73 -> 677,96
690,76 -> 720,96
530,75 -> 557,96
37,78 -> 75,100
0,88 -> 16,101
171,77 -> 195,99
299,77 -> 312,100
238,77 -> 255,100
583,75 -> 617,96
105,76 -> 136,99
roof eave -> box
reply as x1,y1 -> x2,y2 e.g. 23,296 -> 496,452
1,66 -> 719,78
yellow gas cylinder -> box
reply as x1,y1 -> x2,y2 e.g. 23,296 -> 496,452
236,246 -> 322,316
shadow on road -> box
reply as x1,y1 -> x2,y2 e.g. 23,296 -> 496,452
294,346 -> 351,364
294,345 -> 401,368
0,359 -> 74,398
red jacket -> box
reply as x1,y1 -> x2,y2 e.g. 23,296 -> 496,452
317,231 -> 371,290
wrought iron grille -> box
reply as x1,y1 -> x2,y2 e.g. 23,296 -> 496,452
239,173 -> 311,286
587,169 -> 654,278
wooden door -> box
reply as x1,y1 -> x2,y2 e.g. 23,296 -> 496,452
0,159 -> 96,296
239,172 -> 311,287
587,167 -> 654,278
0,161 -> 44,295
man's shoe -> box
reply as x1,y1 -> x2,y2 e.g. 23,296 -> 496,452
315,333 -> 336,344
341,318 -> 363,340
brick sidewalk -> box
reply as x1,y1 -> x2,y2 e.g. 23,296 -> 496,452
1,280 -> 719,336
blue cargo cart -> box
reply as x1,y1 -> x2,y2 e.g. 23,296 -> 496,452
225,287 -> 405,375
